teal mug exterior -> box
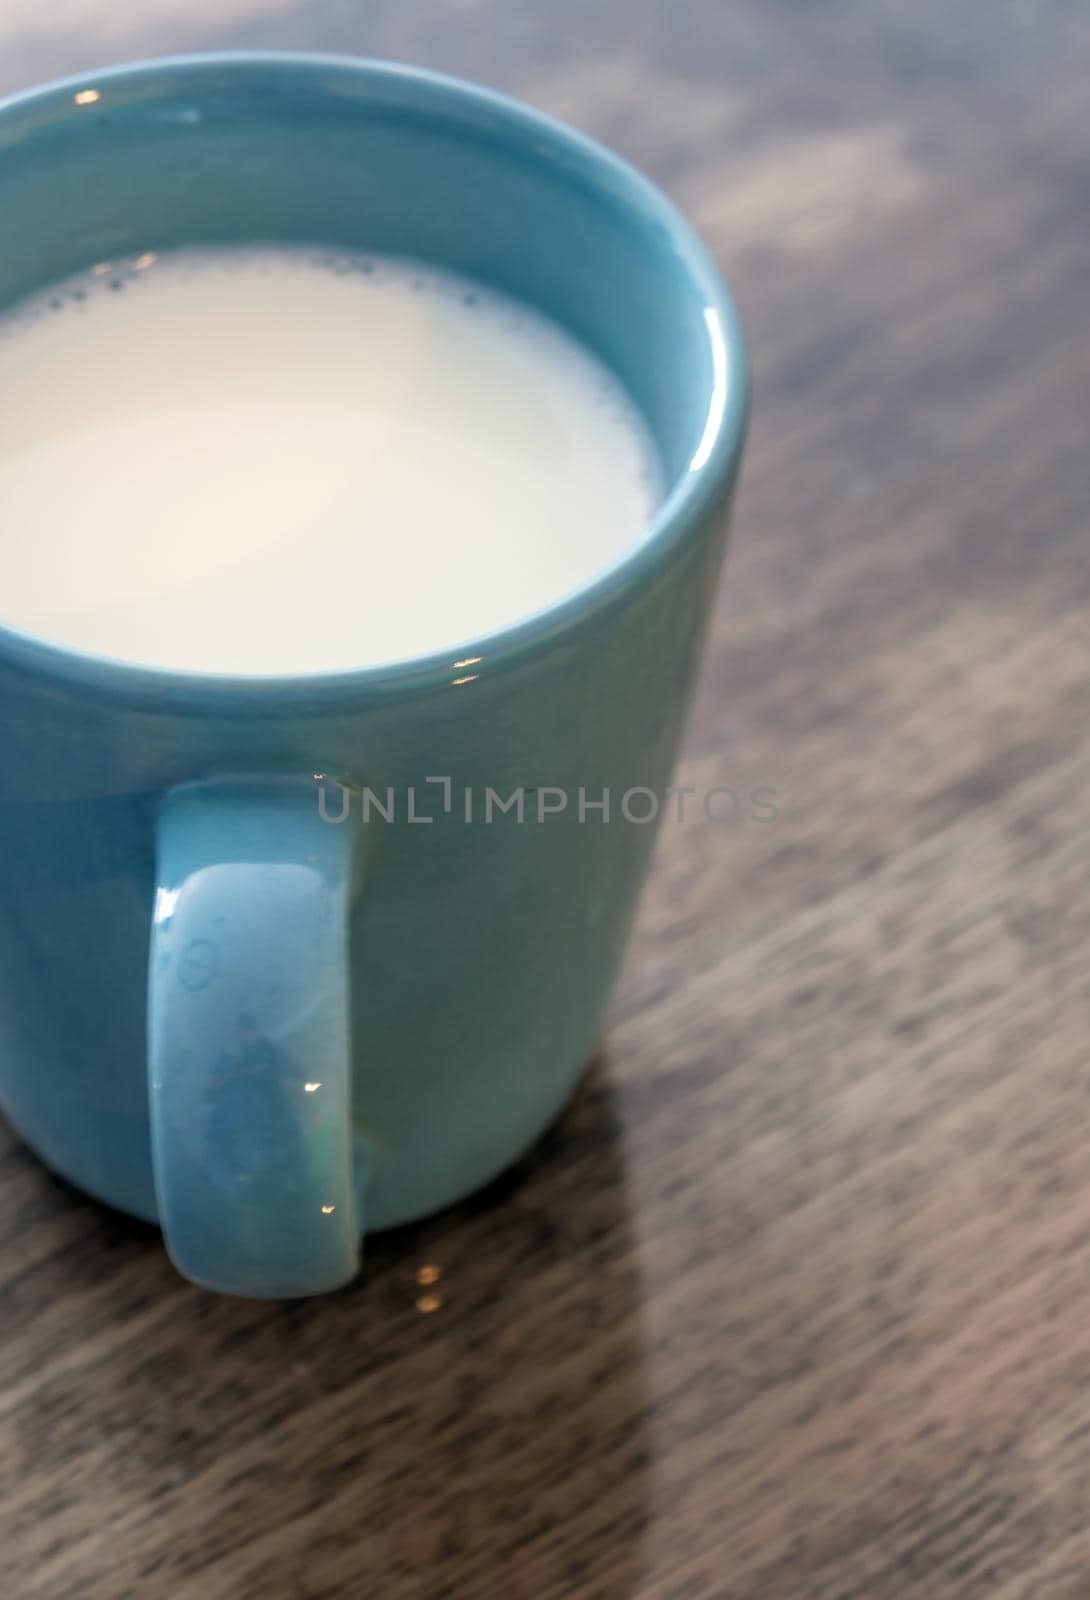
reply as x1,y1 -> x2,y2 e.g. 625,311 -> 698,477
0,54 -> 748,1296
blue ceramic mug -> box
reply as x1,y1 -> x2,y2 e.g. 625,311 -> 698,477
0,54 -> 747,1296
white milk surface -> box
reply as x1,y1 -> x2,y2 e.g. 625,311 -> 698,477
0,249 -> 661,674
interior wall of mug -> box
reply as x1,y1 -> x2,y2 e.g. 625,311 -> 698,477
0,56 -> 716,488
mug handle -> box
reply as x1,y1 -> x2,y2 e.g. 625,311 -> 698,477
147,775 -> 364,1296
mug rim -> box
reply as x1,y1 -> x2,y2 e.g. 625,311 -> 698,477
0,51 -> 749,710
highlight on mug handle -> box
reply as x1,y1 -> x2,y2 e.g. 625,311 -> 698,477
147,774 -> 365,1297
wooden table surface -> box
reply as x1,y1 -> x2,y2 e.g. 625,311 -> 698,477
3,3 -> 1090,1596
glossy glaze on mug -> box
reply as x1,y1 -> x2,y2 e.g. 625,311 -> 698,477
0,55 -> 748,1295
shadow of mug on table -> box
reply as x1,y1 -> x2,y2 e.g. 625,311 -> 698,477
0,1057 -> 651,1600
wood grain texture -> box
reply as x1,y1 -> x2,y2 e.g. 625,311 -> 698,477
3,2 -> 1090,1596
